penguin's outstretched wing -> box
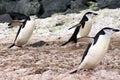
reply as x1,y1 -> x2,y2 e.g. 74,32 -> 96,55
68,24 -> 81,30
61,15 -> 88,46
80,42 -> 92,63
8,20 -> 27,48
69,15 -> 88,30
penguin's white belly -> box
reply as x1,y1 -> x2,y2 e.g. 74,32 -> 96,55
78,20 -> 92,37
79,36 -> 110,69
16,21 -> 35,46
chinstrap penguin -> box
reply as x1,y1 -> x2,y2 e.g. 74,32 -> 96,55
8,15 -> 37,48
69,27 -> 120,74
62,12 -> 98,46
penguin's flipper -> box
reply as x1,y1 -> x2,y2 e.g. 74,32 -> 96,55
68,24 -> 81,30
13,18 -> 28,42
8,22 -> 24,48
61,26 -> 80,46
8,26 -> 22,48
80,43 -> 92,63
14,25 -> 23,42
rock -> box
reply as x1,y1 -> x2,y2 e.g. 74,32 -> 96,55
70,0 -> 88,11
0,14 -> 12,23
41,0 -> 71,17
70,0 -> 120,11
0,0 -> 72,17
96,0 -> 120,9
29,40 -> 46,47
16,0 -> 40,15
0,0 -> 40,16
0,3 -> 6,15
1,0 -> 120,18
7,12 -> 28,20
37,0 -> 45,18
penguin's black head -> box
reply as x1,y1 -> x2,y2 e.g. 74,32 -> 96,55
98,27 -> 120,36
102,27 -> 120,33
95,27 -> 120,37
85,12 -> 98,19
93,27 -> 119,45
85,12 -> 98,15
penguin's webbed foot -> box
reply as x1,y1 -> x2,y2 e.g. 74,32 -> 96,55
69,69 -> 78,74
8,43 -> 15,48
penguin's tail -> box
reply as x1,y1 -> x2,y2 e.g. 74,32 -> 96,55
69,69 -> 78,74
8,43 -> 15,48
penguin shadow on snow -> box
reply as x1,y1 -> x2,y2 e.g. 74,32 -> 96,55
77,37 -> 94,50
28,40 -> 47,47
61,37 -> 94,49
28,39 -> 84,51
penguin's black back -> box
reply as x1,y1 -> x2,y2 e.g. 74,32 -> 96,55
93,29 -> 105,45
79,15 -> 88,28
61,26 -> 80,46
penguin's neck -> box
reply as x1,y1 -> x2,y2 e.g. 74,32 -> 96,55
95,34 -> 111,46
92,34 -> 111,55
25,19 -> 35,30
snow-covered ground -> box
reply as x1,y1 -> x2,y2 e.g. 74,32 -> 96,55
0,8 -> 120,80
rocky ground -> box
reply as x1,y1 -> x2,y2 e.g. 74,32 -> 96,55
0,8 -> 120,80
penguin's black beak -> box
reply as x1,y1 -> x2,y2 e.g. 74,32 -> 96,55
112,29 -> 120,32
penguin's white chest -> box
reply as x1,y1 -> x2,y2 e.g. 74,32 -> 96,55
78,20 -> 92,37
16,20 -> 35,46
80,35 -> 110,69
